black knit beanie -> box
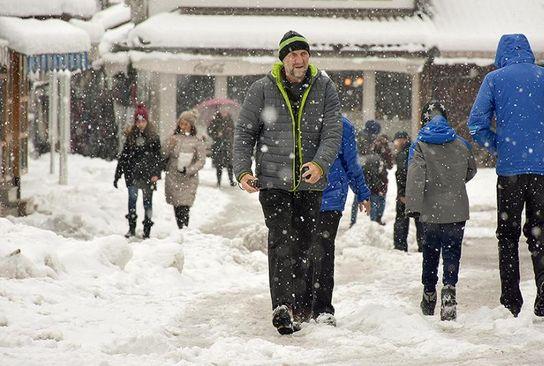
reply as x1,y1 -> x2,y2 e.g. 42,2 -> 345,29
420,100 -> 448,125
278,31 -> 310,61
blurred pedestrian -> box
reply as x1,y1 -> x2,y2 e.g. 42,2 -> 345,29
208,111 -> 236,187
114,104 -> 162,239
392,130 -> 424,252
163,110 -> 206,229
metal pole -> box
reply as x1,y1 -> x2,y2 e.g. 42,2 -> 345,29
49,71 -> 58,174
59,71 -> 71,185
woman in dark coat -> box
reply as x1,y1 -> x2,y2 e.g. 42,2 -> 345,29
207,111 -> 235,186
114,104 -> 162,239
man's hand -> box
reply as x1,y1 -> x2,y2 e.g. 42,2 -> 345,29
151,176 -> 159,183
301,162 -> 322,184
359,200 -> 371,216
398,196 -> 407,204
240,174 -> 260,193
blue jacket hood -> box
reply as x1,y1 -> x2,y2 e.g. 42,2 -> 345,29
418,115 -> 457,145
495,34 -> 535,69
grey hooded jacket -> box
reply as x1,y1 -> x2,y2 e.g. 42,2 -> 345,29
233,62 -> 342,191
405,116 -> 477,224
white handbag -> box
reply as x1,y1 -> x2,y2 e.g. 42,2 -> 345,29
177,152 -> 194,171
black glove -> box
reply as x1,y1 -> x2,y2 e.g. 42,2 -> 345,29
406,211 -> 420,218
113,179 -> 118,189
178,167 -> 187,175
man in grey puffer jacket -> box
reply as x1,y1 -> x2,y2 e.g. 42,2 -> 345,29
233,31 -> 342,335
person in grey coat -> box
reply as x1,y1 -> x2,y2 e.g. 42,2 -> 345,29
406,101 -> 477,321
163,110 -> 206,229
233,30 -> 342,334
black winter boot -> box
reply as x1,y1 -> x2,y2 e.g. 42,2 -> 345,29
272,305 -> 301,335
125,213 -> 137,238
421,289 -> 437,316
440,285 -> 457,321
531,252 -> 544,316
142,218 -> 154,239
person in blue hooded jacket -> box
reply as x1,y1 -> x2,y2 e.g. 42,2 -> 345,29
310,116 -> 370,326
468,34 -> 544,318
406,101 -> 477,321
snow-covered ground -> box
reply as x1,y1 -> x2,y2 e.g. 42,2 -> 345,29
1,154 -> 544,365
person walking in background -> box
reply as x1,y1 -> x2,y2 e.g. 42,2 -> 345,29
359,134 -> 393,226
350,119 -> 381,226
393,130 -> 424,252
233,30 -> 342,335
406,101 -> 477,321
114,104 -> 162,239
468,34 -> 544,318
163,110 -> 206,229
313,116 -> 371,327
208,111 -> 236,187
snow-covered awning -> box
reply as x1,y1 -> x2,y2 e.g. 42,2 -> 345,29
0,17 -> 91,72
123,0 -> 544,59
0,0 -> 97,19
128,12 -> 431,54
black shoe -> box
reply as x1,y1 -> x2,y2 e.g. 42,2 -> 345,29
534,282 -> 544,317
272,305 -> 300,335
440,285 -> 457,321
532,252 -> 544,317
420,289 -> 437,316
125,213 -> 137,238
142,218 -> 154,239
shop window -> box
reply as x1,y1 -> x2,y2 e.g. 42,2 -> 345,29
376,71 -> 412,121
227,75 -> 264,104
176,75 -> 215,116
327,71 -> 363,112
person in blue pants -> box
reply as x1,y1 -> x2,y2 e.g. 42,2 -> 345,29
311,116 -> 371,326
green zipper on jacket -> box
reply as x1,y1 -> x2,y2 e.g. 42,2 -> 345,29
271,62 -> 319,191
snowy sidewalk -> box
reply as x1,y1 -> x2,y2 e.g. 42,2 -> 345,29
1,154 -> 544,365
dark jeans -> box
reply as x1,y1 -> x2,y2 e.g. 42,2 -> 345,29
128,185 -> 153,220
421,221 -> 465,293
259,189 -> 322,317
394,199 -> 424,252
174,205 -> 190,229
496,174 -> 544,311
216,164 -> 234,185
312,210 -> 342,316
351,194 -> 386,226
370,194 -> 386,222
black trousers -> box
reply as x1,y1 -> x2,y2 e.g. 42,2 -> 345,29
259,189 -> 322,317
312,210 -> 342,316
174,205 -> 190,229
497,174 -> 544,311
394,200 -> 424,252
216,164 -> 234,185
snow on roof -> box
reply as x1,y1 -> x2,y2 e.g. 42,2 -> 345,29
91,3 -> 131,30
0,0 -> 98,18
431,0 -> 544,53
71,3 -> 131,44
128,12 -> 431,53
99,22 -> 134,57
124,0 -> 544,57
0,17 -> 91,55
